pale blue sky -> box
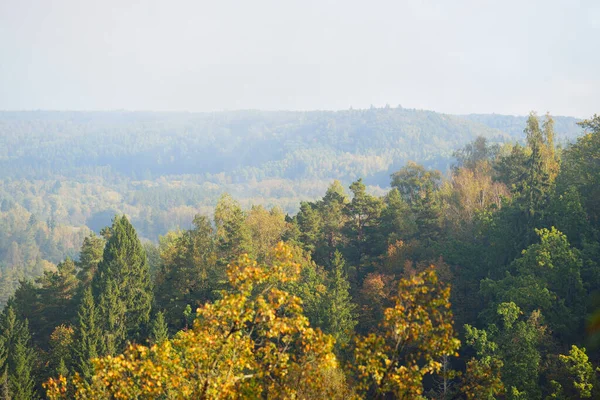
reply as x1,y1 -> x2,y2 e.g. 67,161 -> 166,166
0,0 -> 598,117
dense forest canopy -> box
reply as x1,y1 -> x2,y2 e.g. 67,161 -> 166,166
1,109 -> 598,399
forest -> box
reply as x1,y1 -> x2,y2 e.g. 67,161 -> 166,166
1,111 -> 599,399
0,108 -> 582,308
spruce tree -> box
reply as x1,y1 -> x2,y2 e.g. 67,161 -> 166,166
149,311 -> 169,345
0,306 -> 36,400
93,216 -> 152,345
9,335 -> 36,400
76,233 -> 105,288
325,251 -> 356,349
97,278 -> 127,355
73,287 -> 101,381
214,193 -> 252,265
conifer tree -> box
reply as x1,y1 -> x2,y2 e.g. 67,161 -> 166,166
214,193 -> 252,265
325,251 -> 356,348
73,287 -> 101,381
97,278 -> 127,355
148,311 -> 169,345
93,216 -> 152,345
316,181 -> 348,265
344,179 -> 383,276
0,306 -> 37,400
76,233 -> 105,288
10,334 -> 36,400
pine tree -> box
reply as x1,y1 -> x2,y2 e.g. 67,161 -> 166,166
148,311 -> 169,345
76,233 -> 105,288
42,258 -> 79,331
325,251 -> 356,349
344,179 -> 383,277
73,287 -> 101,381
93,216 -> 152,345
10,335 -> 36,400
317,181 -> 348,266
97,278 -> 127,355
214,193 -> 252,265
0,306 -> 37,400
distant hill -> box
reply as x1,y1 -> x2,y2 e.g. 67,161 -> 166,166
0,107 -> 584,241
0,108 -> 580,183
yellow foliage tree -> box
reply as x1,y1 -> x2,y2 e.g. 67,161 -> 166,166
45,242 -> 353,400
353,267 -> 461,399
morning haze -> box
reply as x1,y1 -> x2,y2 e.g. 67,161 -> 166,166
1,0 -> 599,117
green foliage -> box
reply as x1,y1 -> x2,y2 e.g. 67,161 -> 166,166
555,345 -> 598,399
0,112 -> 598,399
72,287 -> 101,382
0,306 -> 37,399
93,215 -> 152,345
148,311 -> 169,345
466,303 -> 546,399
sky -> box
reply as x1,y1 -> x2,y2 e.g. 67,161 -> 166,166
0,0 -> 599,117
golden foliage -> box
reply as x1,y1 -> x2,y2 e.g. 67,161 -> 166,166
353,267 -> 461,399
46,242 -> 351,399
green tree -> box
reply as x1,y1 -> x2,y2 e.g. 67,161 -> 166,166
317,181 -> 349,265
214,193 -> 252,265
154,215 -> 220,330
0,306 -> 37,400
76,234 -> 105,288
148,311 -> 169,345
465,302 -> 546,399
556,345 -> 598,399
344,179 -> 383,278
324,251 -> 356,349
72,287 -> 101,382
480,227 -> 585,342
92,215 -> 152,344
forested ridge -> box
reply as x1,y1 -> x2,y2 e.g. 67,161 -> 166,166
0,108 -> 581,308
1,110 -> 598,399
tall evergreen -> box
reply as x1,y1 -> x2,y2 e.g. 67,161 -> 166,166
214,193 -> 252,265
76,233 -> 105,288
325,251 -> 356,349
0,306 -> 37,400
92,216 -> 152,347
148,311 -> 169,345
73,287 -> 101,381
344,179 -> 383,277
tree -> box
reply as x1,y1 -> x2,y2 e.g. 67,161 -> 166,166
465,302 -> 546,399
72,287 -> 101,382
92,215 -> 152,344
246,205 -> 287,262
353,267 -> 460,399
153,215 -> 220,330
46,243 -> 351,399
480,227 -> 585,342
324,251 -> 356,349
148,311 -> 169,345
453,136 -> 500,170
344,179 -> 383,277
76,233 -> 104,288
214,193 -> 252,265
549,345 -> 599,399
317,181 -> 349,265
48,325 -> 74,380
522,113 -> 559,222
0,306 -> 37,400
558,114 -> 600,228
391,161 -> 441,206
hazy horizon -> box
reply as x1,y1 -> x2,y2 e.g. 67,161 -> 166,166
1,0 -> 599,118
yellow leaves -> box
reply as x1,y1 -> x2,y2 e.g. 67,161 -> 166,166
47,242 -> 346,399
353,268 -> 460,399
